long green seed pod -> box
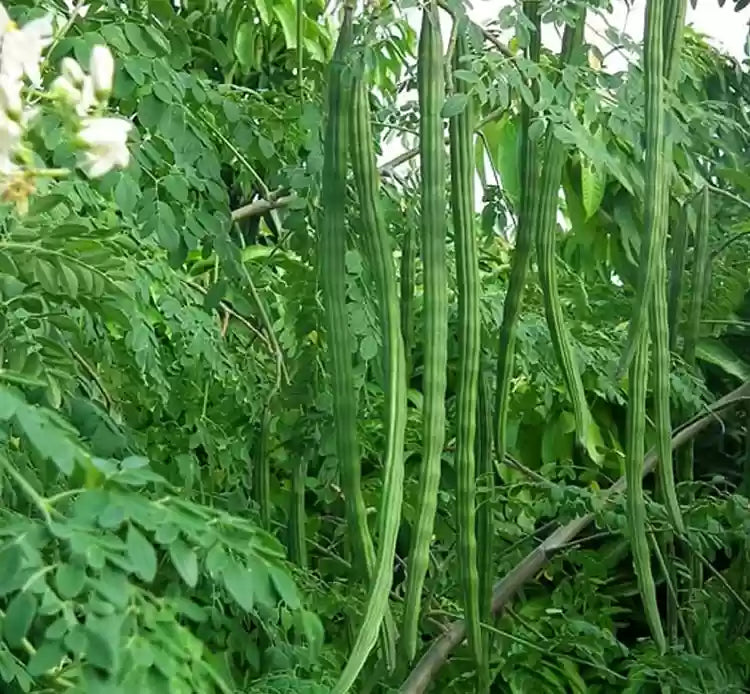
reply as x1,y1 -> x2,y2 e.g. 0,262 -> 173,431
679,189 -> 711,491
288,456 -> 308,567
649,198 -> 684,533
626,329 -> 667,653
400,222 -> 416,379
651,0 -> 687,599
475,368 -> 494,673
623,0 -> 668,653
449,21 -> 485,691
400,1 -> 448,666
535,15 -> 591,446
617,0 -> 668,376
683,189 -> 710,369
662,0 -> 687,84
318,0 -> 375,615
666,206 -> 689,351
254,407 -> 271,530
332,65 -> 409,694
493,0 -> 540,468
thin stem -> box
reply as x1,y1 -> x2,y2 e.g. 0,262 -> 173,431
0,454 -> 52,525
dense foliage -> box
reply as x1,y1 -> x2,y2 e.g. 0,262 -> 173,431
2,1 -> 750,693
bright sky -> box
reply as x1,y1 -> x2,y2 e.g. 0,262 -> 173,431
382,2 -> 750,183
466,0 -> 750,60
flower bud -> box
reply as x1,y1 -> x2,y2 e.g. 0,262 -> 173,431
61,57 -> 85,87
50,75 -> 80,105
90,45 -> 114,100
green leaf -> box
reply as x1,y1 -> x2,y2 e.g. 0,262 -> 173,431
152,82 -> 172,104
453,68 -> 480,84
155,201 -> 179,252
0,389 -> 22,420
245,554 -> 275,607
121,456 -> 149,470
345,250 -> 363,275
163,174 -> 189,203
123,23 -> 155,57
273,3 -> 298,49
59,263 -> 79,298
268,563 -> 300,609
100,25 -> 131,54
155,523 -> 179,545
169,539 -> 198,588
27,641 -> 64,676
484,117 -> 520,207
581,162 -> 606,219
257,0 -> 271,24
55,563 -> 86,599
441,93 -> 468,118
223,99 -> 241,123
28,194 -> 67,216
222,561 -> 254,612
528,118 -> 546,143
359,335 -> 378,361
137,95 -> 163,129
85,616 -> 119,672
114,175 -> 139,216
126,524 -> 157,582
14,406 -> 77,475
258,136 -> 275,159
0,544 -> 22,595
696,339 -> 750,381
234,22 -> 255,68
4,592 -> 37,647
298,609 -> 324,655
203,280 -> 227,311
90,568 -> 130,608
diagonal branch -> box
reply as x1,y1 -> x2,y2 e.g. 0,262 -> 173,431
231,194 -> 298,223
399,380 -> 750,694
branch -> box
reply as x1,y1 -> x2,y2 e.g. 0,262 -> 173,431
230,103 -> 508,222
399,381 -> 750,694
379,106 -> 508,175
182,278 -> 272,351
436,0 -> 512,57
231,194 -> 298,223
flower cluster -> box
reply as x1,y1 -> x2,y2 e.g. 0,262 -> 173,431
52,47 -> 132,178
0,4 -> 133,209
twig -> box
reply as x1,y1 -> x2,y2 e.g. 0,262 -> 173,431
0,454 -> 52,525
436,0 -> 512,58
182,278 -> 271,350
69,346 -> 112,409
707,183 -> 750,216
399,380 -> 750,694
237,262 -> 289,390
379,107 -> 508,175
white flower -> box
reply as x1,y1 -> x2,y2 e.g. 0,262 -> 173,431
0,108 -> 22,184
76,76 -> 95,116
0,5 -> 13,36
52,71 -> 96,116
58,58 -> 98,115
0,17 -> 54,86
79,116 -> 132,177
89,45 -> 113,99
51,75 -> 80,105
0,13 -> 54,86
0,109 -> 21,150
61,57 -> 85,87
0,74 -> 21,119
0,153 -> 18,175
